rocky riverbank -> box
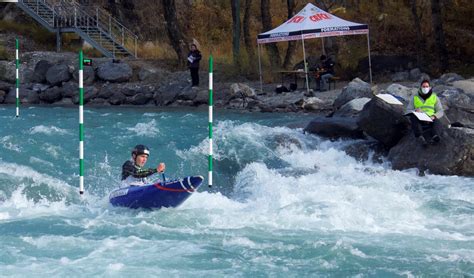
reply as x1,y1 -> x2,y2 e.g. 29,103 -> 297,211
0,51 -> 338,113
304,75 -> 474,177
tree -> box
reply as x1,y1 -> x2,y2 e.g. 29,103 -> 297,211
231,0 -> 241,69
282,0 -> 297,69
430,0 -> 448,72
162,0 -> 188,67
243,0 -> 255,68
409,0 -> 427,68
261,0 -> 281,69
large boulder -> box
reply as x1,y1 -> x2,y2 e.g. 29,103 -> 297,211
357,96 -> 410,148
304,116 -> 364,139
302,97 -> 331,112
334,97 -> 371,117
333,78 -> 372,109
73,65 -> 95,85
72,86 -> 98,104
438,86 -> 474,128
6,88 -> 40,104
343,140 -> 387,163
32,60 -> 53,83
40,86 -> 63,103
0,61 -> 16,82
97,61 -> 132,82
388,127 -> 474,176
45,64 -> 71,86
384,83 -> 417,103
108,91 -> 126,105
438,73 -> 464,84
229,83 -> 256,99
391,71 -> 409,82
127,92 -> 153,105
452,79 -> 474,97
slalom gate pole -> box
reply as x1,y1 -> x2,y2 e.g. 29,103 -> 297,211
15,38 -> 19,117
208,55 -> 213,188
79,51 -> 84,195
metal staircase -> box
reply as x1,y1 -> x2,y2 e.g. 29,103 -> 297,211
16,0 -> 138,58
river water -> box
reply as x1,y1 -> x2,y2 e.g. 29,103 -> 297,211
0,106 -> 472,277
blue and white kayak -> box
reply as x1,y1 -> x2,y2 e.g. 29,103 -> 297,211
109,175 -> 203,209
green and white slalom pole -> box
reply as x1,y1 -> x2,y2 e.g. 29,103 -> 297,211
208,55 -> 213,188
79,50 -> 84,195
15,38 -> 19,118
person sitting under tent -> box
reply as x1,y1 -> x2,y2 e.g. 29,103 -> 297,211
121,144 -> 166,186
405,80 -> 444,146
314,55 -> 335,91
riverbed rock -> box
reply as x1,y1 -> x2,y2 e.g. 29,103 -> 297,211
304,116 -> 364,139
45,64 -> 71,86
343,140 -> 387,163
357,96 -> 410,148
302,97 -> 330,112
391,71 -> 409,82
383,84 -> 417,103
438,86 -> 474,128
97,61 -> 132,82
388,127 -> 474,177
438,73 -> 464,84
334,97 -> 371,117
333,78 -> 372,109
0,90 -> 5,103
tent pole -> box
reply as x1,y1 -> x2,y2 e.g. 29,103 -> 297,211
301,35 -> 310,94
257,43 -> 263,94
367,31 -> 373,84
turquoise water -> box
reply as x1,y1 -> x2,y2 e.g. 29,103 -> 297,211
0,106 -> 473,277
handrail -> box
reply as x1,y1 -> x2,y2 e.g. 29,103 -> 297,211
18,0 -> 137,57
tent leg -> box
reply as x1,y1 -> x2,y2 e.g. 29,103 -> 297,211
367,32 -> 373,84
258,43 -> 263,94
301,36 -> 310,94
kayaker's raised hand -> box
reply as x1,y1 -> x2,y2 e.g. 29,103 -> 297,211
157,163 -> 166,173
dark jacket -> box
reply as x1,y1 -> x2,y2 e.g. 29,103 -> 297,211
321,58 -> 335,75
121,160 -> 157,180
187,50 -> 202,68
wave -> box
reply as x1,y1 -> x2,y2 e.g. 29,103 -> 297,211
29,125 -> 70,135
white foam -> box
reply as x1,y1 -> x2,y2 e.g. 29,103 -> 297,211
29,125 -> 70,135
126,119 -> 159,137
0,136 -> 21,152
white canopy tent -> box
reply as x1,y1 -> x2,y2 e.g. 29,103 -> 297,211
257,3 -> 372,93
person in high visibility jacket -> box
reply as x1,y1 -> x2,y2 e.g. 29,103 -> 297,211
406,80 -> 444,146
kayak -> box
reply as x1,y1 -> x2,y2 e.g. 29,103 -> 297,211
109,175 -> 203,209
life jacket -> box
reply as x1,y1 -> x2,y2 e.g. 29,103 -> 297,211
414,93 -> 437,117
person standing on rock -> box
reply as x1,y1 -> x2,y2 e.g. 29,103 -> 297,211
187,44 -> 202,87
406,79 -> 444,146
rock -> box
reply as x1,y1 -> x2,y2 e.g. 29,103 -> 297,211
46,64 -> 71,86
40,86 -> 63,103
97,61 -> 132,82
438,87 -> 474,128
384,83 -> 417,103
88,98 -> 109,106
72,86 -> 98,104
334,97 -> 371,117
0,90 -> 5,103
343,140 -> 387,163
333,78 -> 372,109
302,97 -> 329,111
357,97 -> 410,148
388,127 -> 474,177
127,92 -> 153,105
439,73 -> 464,84
32,60 -> 53,83
193,88 -> 209,105
60,81 -> 77,98
417,73 -> 430,83
391,71 -> 409,82
452,79 -> 474,97
29,83 -> 50,93
0,80 -> 12,91
73,65 -> 95,85
229,83 -> 256,99
6,88 -> 40,104
108,91 -> 126,105
409,68 -> 422,81
0,61 -> 16,83
304,116 -> 365,139
177,86 -> 198,101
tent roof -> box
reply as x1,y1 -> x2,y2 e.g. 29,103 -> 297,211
257,3 -> 368,44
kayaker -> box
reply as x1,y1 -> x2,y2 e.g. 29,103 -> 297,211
121,144 -> 166,186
